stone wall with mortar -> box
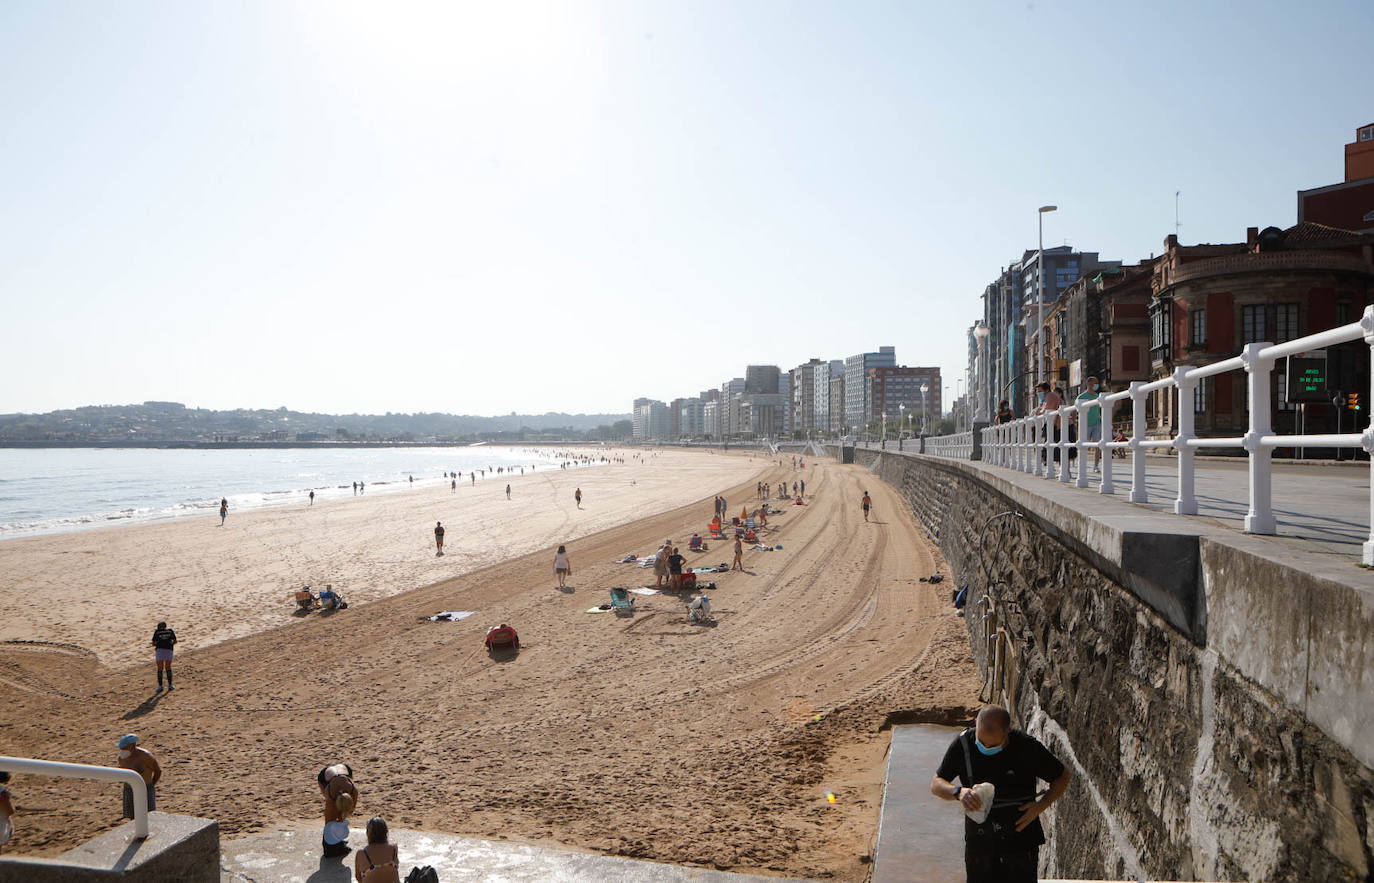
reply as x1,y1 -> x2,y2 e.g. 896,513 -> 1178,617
835,445 -> 1373,881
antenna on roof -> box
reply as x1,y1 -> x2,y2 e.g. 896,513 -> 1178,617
1175,191 -> 1182,237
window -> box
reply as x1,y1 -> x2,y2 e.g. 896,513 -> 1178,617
1338,302 -> 1351,325
1275,304 -> 1299,343
1242,305 -> 1266,344
1150,299 -> 1172,353
1360,124 -> 1374,143
1191,308 -> 1207,346
1194,381 -> 1207,414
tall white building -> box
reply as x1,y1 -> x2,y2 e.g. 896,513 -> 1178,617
844,347 -> 895,429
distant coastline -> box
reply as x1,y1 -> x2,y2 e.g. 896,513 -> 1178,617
0,439 -> 603,449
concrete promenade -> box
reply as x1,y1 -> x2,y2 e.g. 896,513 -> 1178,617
869,443 -> 1373,560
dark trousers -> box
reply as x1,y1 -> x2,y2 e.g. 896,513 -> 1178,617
322,835 -> 351,857
966,845 -> 1038,882
121,782 -> 156,819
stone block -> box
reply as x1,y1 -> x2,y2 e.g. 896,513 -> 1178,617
0,812 -> 219,883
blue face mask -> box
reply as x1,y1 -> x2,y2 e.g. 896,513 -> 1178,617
975,738 -> 1004,756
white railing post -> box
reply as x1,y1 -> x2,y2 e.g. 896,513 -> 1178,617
1174,367 -> 1198,515
1020,418 -> 1031,473
1128,381 -> 1148,503
1075,398 -> 1092,488
1058,405 -> 1072,483
1043,413 -> 1058,480
1099,397 -> 1115,495
0,755 -> 150,839
1033,414 -> 1045,476
1241,342 -> 1277,534
1362,306 -> 1374,564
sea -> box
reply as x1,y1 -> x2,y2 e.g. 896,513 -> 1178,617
0,446 -> 595,539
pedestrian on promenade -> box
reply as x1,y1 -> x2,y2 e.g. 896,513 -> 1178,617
219,498 -> 228,526
995,400 -> 1016,424
434,522 -> 445,556
930,705 -> 1071,882
151,621 -> 177,692
861,491 -> 872,522
1076,376 -> 1104,472
575,488 -> 583,509
1035,381 -> 1063,462
116,734 -> 160,819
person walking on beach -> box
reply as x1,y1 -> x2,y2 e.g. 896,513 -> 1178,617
553,544 -> 572,588
359,481 -> 365,495
434,522 -> 445,557
574,488 -> 582,509
732,537 -> 744,571
506,484 -> 511,500
219,498 -> 228,526
471,473 -> 475,486
309,490 -> 315,506
861,491 -> 872,522
353,482 -> 357,496
116,734 -> 160,819
799,478 -> 805,497
451,478 -> 456,492
151,621 -> 177,691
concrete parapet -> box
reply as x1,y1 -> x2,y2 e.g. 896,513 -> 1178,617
836,444 -> 1374,881
0,812 -> 219,882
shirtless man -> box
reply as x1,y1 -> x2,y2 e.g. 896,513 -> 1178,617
861,491 -> 873,522
116,734 -> 160,819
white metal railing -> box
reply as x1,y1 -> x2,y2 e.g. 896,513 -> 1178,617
0,755 -> 151,839
970,306 -> 1374,564
926,430 -> 974,459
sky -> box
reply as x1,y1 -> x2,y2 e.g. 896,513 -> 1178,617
2,0 -> 1371,415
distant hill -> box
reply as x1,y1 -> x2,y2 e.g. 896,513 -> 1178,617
0,402 -> 633,443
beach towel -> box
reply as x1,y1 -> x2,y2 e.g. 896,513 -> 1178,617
427,610 -> 475,622
629,587 -> 659,595
585,605 -> 612,614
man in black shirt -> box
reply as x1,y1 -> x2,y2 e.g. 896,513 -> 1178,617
150,621 -> 177,692
931,705 -> 1071,882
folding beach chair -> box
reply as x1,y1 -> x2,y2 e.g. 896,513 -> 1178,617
608,587 -> 635,613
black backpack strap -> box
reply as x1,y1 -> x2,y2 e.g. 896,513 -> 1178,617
960,727 -> 975,785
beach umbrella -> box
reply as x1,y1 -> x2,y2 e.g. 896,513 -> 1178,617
741,506 -> 749,520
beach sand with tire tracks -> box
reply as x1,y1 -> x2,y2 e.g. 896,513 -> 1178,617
0,447 -> 980,879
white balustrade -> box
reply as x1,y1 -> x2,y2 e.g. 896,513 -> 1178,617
928,305 -> 1374,564
0,755 -> 151,839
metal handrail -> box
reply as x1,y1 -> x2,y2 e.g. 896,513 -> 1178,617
933,306 -> 1374,564
0,755 -> 150,839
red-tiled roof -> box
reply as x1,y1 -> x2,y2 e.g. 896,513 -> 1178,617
1283,221 -> 1368,244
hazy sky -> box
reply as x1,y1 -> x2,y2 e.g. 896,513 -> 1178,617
3,0 -> 1370,415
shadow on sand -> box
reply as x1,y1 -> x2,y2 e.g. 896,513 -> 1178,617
122,691 -> 165,721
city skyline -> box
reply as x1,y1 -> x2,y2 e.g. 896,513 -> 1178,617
3,1 -> 1371,416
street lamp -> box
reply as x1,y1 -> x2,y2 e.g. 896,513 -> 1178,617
881,411 -> 888,448
1035,205 -> 1057,395
920,382 -> 929,435
974,322 -> 991,423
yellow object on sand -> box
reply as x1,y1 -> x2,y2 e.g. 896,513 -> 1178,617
826,792 -> 836,803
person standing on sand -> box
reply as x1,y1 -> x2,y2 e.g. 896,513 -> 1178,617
151,621 -> 177,691
219,498 -> 228,526
0,772 -> 16,851
506,484 -> 511,500
309,490 -> 315,506
353,482 -> 357,496
471,473 -> 475,486
574,488 -> 582,509
451,479 -> 456,492
116,734 -> 160,819
553,544 -> 572,588
861,491 -> 872,522
799,478 -> 805,497
434,522 -> 445,556
732,537 -> 744,571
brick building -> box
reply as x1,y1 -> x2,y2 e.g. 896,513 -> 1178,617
1146,224 -> 1374,443
1297,123 -> 1374,234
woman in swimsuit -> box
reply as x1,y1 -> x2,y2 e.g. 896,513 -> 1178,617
354,816 -> 400,883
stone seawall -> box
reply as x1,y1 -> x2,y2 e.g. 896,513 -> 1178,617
833,446 -> 1373,881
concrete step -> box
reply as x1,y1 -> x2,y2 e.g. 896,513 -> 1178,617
872,723 -> 966,883
221,823 -> 813,882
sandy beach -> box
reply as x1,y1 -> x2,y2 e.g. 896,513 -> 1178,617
0,448 -> 979,879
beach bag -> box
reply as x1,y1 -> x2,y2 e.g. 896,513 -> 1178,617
405,867 -> 440,883
681,572 -> 697,589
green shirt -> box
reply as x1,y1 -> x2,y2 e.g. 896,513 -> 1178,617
1077,390 -> 1102,427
